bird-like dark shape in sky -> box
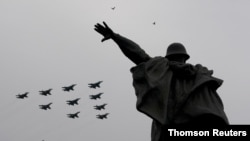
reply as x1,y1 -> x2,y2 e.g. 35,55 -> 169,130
39,89 -> 52,96
39,103 -> 52,110
66,98 -> 80,106
62,84 -> 76,92
111,7 -> 115,10
88,81 -> 103,89
89,92 -> 103,100
94,103 -> 107,110
96,113 -> 109,119
67,111 -> 80,119
16,92 -> 29,99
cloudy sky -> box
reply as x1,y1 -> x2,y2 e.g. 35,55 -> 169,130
1,0 -> 250,141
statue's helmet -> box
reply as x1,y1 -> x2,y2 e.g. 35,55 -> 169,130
165,43 -> 190,60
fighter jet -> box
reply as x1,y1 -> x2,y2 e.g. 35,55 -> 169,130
62,84 -> 76,92
67,111 -> 80,119
39,103 -> 52,110
39,89 -> 52,96
66,98 -> 80,106
88,81 -> 103,89
96,113 -> 109,119
16,92 -> 29,99
89,92 -> 103,100
94,103 -> 107,110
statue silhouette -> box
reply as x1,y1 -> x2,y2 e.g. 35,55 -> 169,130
94,22 -> 229,140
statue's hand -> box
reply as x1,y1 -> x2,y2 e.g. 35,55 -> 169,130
94,21 -> 114,42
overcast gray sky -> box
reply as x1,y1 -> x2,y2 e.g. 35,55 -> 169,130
1,0 -> 250,141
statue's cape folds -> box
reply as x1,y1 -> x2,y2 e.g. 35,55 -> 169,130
130,57 -> 228,125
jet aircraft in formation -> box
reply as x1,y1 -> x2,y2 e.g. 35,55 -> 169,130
16,92 -> 29,99
62,84 -> 76,92
96,113 -> 109,119
94,103 -> 107,110
67,111 -> 80,119
66,98 -> 80,106
39,103 -> 52,110
88,81 -> 103,89
16,80 -> 110,119
89,92 -> 103,100
39,89 -> 52,96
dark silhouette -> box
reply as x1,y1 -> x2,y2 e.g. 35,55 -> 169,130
67,111 -> 80,119
96,113 -> 109,119
94,103 -> 107,110
62,84 -> 76,92
153,22 -> 156,25
88,81 -> 103,89
111,7 -> 115,10
94,22 -> 229,140
39,89 -> 52,96
66,98 -> 80,106
39,103 -> 52,110
16,92 -> 29,99
89,92 -> 103,100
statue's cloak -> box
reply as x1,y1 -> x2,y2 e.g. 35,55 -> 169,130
130,57 -> 229,125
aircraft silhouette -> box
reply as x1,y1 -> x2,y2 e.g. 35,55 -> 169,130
96,113 -> 109,119
66,98 -> 80,106
39,89 -> 52,96
16,92 -> 29,99
111,7 -> 115,10
67,111 -> 80,119
39,103 -> 52,110
94,103 -> 107,110
89,92 -> 103,100
88,81 -> 103,89
62,84 -> 76,92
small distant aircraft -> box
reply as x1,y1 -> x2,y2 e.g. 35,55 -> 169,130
16,92 -> 29,99
67,111 -> 80,119
62,84 -> 77,92
66,98 -> 80,106
39,103 -> 52,110
89,92 -> 103,100
88,81 -> 103,89
94,103 -> 107,110
111,7 -> 115,10
96,113 -> 109,119
153,22 -> 156,25
39,89 -> 52,96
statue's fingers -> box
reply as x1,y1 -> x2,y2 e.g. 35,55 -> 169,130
103,21 -> 109,29
94,28 -> 103,35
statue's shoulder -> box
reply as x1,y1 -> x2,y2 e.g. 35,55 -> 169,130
194,64 -> 214,75
130,56 -> 168,73
148,56 -> 168,63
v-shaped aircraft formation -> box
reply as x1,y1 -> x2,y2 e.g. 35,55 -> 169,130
15,81 -> 110,120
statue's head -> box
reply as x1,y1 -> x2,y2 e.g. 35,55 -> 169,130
165,43 -> 190,63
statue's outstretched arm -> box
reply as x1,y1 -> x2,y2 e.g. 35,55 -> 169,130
95,22 -> 151,65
